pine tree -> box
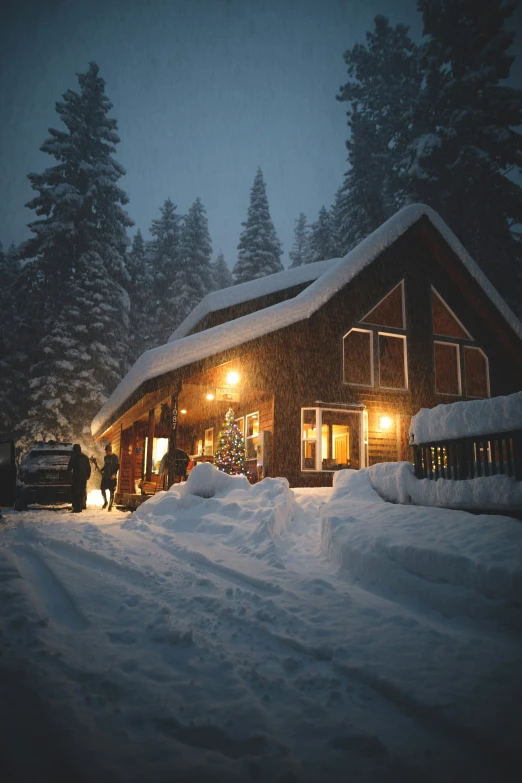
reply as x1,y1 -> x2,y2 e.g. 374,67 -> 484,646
403,0 -> 522,308
0,242 -> 24,436
233,168 -> 283,283
309,206 -> 336,263
214,408 -> 246,475
337,16 -> 421,244
213,251 -> 233,289
329,188 -> 347,258
127,230 -> 155,359
289,213 -> 312,267
16,62 -> 133,448
174,197 -> 213,327
148,197 -> 183,345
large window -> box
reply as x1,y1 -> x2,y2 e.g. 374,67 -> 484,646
245,411 -> 259,460
431,288 -> 489,398
343,281 -> 407,391
204,428 -> 214,456
301,408 -> 363,472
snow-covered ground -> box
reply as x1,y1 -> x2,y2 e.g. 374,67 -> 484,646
1,467 -> 521,782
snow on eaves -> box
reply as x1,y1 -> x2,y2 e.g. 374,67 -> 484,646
92,204 -> 522,437
168,257 -> 341,342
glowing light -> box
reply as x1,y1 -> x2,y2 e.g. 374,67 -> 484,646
379,416 -> 392,430
226,371 -> 239,385
180,409 -> 187,414
206,393 -> 215,401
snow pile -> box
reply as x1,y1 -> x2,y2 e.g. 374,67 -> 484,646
321,469 -> 522,620
410,391 -> 522,443
369,461 -> 522,511
125,465 -> 297,562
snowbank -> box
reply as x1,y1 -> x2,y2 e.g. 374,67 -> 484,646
321,469 -> 522,621
410,392 -> 522,444
125,464 -> 297,559
369,461 -> 522,512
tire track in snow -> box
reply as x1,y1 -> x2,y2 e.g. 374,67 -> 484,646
11,547 -> 88,631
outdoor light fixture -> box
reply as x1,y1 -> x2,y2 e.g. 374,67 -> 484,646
226,371 -> 239,385
379,416 -> 392,430
180,409 -> 187,414
206,393 -> 215,401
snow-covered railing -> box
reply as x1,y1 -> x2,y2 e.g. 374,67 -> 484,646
413,430 -> 522,482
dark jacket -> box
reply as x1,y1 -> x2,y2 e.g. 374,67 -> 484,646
68,452 -> 91,485
101,453 -> 119,489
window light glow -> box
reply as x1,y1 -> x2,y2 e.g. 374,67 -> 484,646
226,371 -> 239,385
379,416 -> 392,430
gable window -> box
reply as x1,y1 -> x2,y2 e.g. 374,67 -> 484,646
343,329 -> 373,386
464,346 -> 489,398
431,288 -> 489,398
343,281 -> 408,391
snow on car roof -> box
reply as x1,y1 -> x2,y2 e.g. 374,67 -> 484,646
168,257 -> 342,342
92,204 -> 522,437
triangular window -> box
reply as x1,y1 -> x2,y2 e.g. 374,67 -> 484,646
360,281 -> 404,329
431,289 -> 471,339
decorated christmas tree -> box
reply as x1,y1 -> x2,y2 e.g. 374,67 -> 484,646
214,408 -> 247,475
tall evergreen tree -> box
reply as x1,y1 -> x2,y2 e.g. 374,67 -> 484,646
233,168 -> 283,283
174,197 -> 213,327
148,197 -> 182,345
213,251 -> 233,289
289,213 -> 312,267
309,206 -> 336,263
16,61 -> 133,447
337,16 -> 421,244
127,230 -> 155,360
403,0 -> 522,307
0,242 -> 24,436
329,188 -> 348,258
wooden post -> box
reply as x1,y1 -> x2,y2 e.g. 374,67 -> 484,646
514,433 -> 522,481
146,409 -> 155,481
167,392 -> 179,489
130,422 -> 138,493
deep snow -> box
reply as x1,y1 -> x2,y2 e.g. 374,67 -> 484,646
1,467 -> 521,782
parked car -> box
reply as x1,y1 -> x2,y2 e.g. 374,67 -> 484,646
15,441 -> 73,510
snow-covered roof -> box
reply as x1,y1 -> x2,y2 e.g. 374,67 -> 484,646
168,257 -> 341,342
92,204 -> 522,437
410,392 -> 522,444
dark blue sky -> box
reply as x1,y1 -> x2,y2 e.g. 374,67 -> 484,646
1,0 -> 520,269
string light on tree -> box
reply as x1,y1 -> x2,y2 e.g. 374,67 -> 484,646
214,408 -> 247,475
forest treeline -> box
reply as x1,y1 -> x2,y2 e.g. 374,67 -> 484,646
1,0 -> 521,452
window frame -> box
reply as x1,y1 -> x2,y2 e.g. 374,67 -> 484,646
433,340 -> 462,397
301,407 -> 366,473
463,345 -> 490,399
342,327 -> 374,388
245,410 -> 260,461
360,280 -> 406,330
204,427 -> 214,456
377,331 -> 408,391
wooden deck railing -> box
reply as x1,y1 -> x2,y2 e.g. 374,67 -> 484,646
413,429 -> 522,481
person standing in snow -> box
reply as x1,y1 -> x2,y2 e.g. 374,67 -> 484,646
92,444 -> 120,510
67,444 -> 91,513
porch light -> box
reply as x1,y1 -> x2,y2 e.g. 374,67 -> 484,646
180,409 -> 187,414
206,393 -> 215,401
226,371 -> 239,385
379,416 -> 392,430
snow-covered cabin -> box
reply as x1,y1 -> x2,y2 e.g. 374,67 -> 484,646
91,204 -> 522,500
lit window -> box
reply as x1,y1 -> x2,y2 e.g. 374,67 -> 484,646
378,333 -> 407,389
235,416 -> 245,437
301,408 -> 361,472
434,342 -> 461,395
464,347 -> 489,398
245,412 -> 259,460
204,428 -> 214,456
343,329 -> 373,386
